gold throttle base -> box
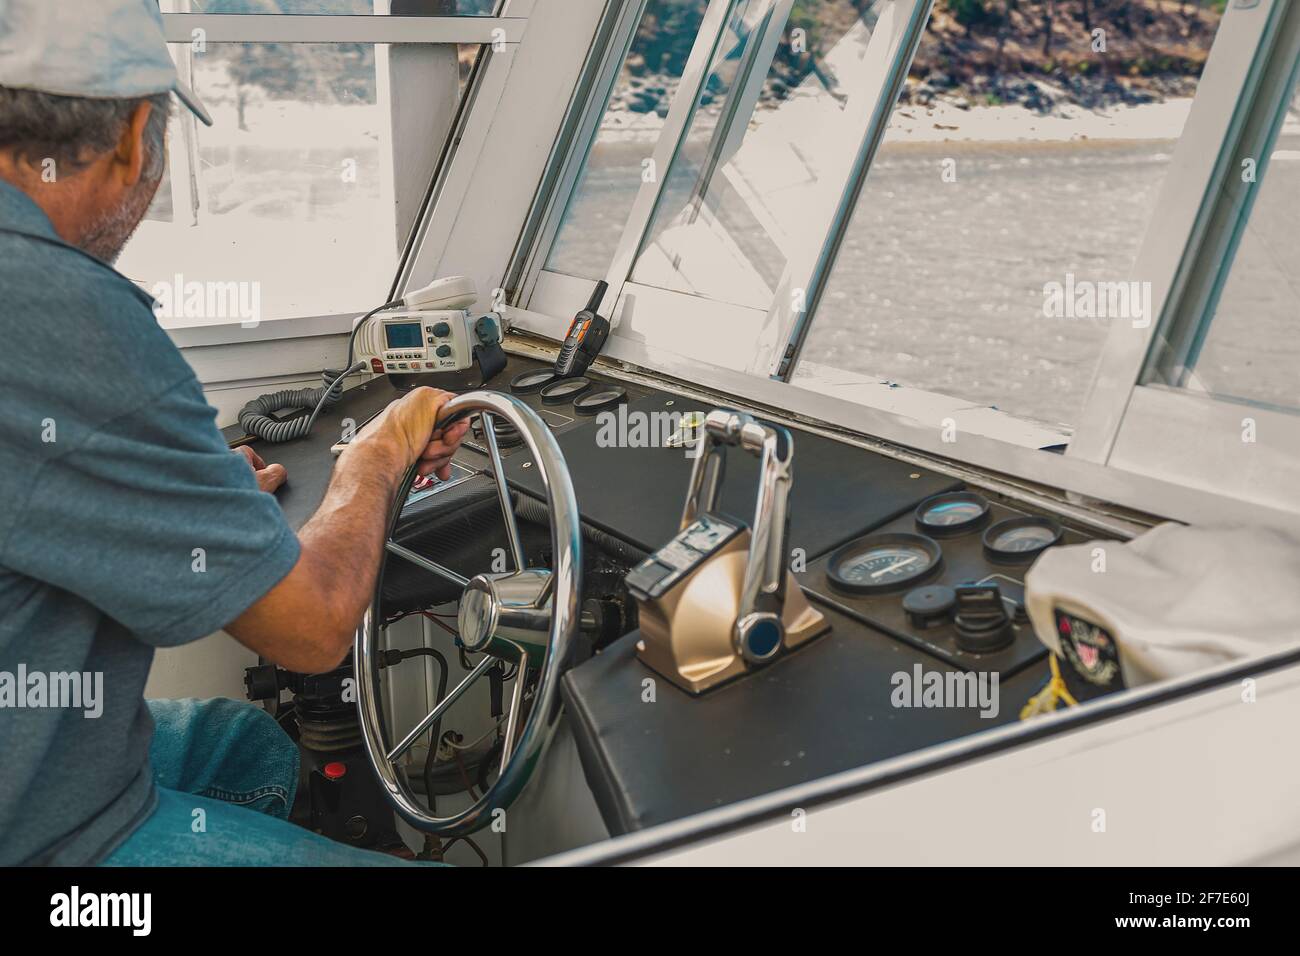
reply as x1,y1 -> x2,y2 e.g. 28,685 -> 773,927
635,533 -> 829,695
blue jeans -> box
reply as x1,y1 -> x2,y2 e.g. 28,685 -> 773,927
102,698 -> 428,866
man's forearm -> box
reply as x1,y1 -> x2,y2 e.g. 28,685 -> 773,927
297,436 -> 408,638
227,435 -> 408,673
227,387 -> 465,673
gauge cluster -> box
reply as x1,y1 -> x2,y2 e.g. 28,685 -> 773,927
799,490 -> 1083,677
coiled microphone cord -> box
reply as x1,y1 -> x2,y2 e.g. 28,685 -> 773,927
238,298 -> 403,443
237,361 -> 368,444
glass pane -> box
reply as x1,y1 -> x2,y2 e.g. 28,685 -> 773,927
1146,65 -> 1300,411
164,1 -> 499,14
795,5 -> 1224,433
630,0 -> 885,311
118,42 -> 480,324
543,0 -> 711,280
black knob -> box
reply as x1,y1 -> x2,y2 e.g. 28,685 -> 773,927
902,585 -> 956,629
243,663 -> 282,701
436,345 -> 453,358
432,322 -> 451,337
952,583 -> 1013,653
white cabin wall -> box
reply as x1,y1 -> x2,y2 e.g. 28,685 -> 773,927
145,632 -> 259,701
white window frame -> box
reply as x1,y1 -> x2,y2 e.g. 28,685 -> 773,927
518,0 -> 932,373
392,0 -> 615,309
155,3 -> 531,356
1067,0 -> 1300,518
460,0 -> 1300,534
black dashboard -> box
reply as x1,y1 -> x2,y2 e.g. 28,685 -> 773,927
257,354 -> 1097,836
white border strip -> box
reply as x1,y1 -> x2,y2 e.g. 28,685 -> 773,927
160,14 -> 526,44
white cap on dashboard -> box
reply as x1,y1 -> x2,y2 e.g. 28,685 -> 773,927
1025,522 -> 1300,690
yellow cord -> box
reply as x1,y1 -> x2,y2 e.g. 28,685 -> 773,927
1019,654 -> 1079,720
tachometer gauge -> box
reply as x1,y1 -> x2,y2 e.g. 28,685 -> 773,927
983,516 -> 1062,563
915,491 -> 990,537
827,533 -> 943,596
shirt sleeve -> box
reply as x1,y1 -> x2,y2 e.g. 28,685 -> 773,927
1,376 -> 301,647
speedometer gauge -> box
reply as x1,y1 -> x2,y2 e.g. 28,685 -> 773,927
983,516 -> 1062,563
827,533 -> 943,596
915,491 -> 990,537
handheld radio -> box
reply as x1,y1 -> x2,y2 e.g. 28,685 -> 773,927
555,281 -> 610,378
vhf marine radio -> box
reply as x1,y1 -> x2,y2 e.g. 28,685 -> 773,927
239,276 -> 505,445
555,281 -> 611,378
354,276 -> 506,385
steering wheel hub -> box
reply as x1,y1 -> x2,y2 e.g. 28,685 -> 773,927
457,569 -> 553,661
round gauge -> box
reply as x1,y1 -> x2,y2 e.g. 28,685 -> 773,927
983,516 -> 1063,563
540,376 -> 592,405
574,386 -> 627,416
915,491 -> 990,537
827,532 -> 943,596
509,369 -> 558,394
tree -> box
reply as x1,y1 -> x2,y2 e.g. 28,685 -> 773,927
946,0 -> 998,37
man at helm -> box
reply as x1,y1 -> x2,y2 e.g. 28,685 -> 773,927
0,0 -> 469,864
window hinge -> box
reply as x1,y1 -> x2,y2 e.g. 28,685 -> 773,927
774,343 -> 797,380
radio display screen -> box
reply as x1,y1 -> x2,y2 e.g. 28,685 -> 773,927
384,323 -> 423,350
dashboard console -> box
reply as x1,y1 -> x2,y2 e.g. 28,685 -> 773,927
323,356 -> 1101,836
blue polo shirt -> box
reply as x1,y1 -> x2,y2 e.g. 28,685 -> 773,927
0,180 -> 301,865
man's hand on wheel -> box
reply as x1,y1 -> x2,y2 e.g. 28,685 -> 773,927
234,445 -> 287,493
226,386 -> 473,673
361,386 -> 472,481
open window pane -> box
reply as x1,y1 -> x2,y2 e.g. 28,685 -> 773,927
630,0 -> 886,311
118,41 -> 480,326
794,5 -> 1223,434
1145,63 -> 1300,412
543,0 -> 712,281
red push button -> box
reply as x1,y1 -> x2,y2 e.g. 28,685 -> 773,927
323,761 -> 347,780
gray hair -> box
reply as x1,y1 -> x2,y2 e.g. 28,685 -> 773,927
0,86 -> 171,181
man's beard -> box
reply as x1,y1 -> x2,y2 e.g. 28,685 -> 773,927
78,171 -> 162,264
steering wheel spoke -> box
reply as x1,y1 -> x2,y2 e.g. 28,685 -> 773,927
499,651 -> 530,775
355,391 -> 581,837
384,540 -> 469,588
385,655 -> 494,763
480,411 -> 526,573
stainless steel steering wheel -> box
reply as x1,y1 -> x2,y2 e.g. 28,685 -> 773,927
354,390 -> 582,836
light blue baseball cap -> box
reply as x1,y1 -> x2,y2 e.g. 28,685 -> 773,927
0,0 -> 213,126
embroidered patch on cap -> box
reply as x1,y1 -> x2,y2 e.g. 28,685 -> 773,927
1054,608 -> 1123,688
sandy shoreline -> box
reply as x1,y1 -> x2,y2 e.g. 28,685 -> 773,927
596,96 -> 1202,147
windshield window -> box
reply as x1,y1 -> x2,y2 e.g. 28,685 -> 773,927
793,4 -> 1224,431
